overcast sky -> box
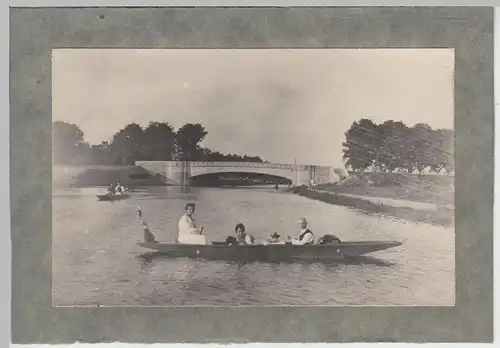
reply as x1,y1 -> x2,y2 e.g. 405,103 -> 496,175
52,48 -> 454,168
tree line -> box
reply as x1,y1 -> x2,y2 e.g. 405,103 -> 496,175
52,121 -> 264,166
342,119 -> 454,175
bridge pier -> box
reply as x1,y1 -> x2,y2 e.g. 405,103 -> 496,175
179,161 -> 190,187
292,165 -> 316,187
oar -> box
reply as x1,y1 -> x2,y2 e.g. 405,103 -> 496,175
137,205 -> 157,243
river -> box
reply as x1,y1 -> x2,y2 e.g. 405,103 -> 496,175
52,186 -> 455,306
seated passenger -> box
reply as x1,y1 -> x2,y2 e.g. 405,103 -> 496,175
288,218 -> 315,245
235,223 -> 255,245
115,182 -> 124,195
177,203 -> 208,245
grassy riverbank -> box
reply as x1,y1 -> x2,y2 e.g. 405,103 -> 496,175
314,172 -> 454,206
293,173 -> 455,227
53,165 -> 174,188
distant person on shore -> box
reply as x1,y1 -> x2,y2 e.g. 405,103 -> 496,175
177,203 -> 207,244
234,223 -> 255,245
288,218 -> 315,245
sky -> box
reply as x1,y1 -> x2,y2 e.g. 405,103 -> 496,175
52,48 -> 454,168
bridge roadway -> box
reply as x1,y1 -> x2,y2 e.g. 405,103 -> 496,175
135,161 -> 345,186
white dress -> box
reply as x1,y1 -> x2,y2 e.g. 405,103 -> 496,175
177,214 -> 207,245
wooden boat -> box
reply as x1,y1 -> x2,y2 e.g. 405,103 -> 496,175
97,193 -> 130,201
137,240 -> 402,262
136,206 -> 402,263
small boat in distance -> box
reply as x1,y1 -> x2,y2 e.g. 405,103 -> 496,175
135,205 -> 403,263
97,193 -> 130,201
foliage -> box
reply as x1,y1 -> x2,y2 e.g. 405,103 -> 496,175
52,121 -> 265,165
53,117 -> 453,173
197,147 -> 263,162
108,123 -> 145,165
172,123 -> 208,161
52,121 -> 86,165
341,118 -> 381,172
342,119 -> 454,175
143,122 -> 176,161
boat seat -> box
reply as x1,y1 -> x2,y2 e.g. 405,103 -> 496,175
212,242 -> 229,246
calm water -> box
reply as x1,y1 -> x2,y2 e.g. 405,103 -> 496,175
52,186 -> 455,306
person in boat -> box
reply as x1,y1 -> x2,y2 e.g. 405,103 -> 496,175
114,182 -> 124,195
107,183 -> 116,195
235,223 -> 255,245
177,203 -> 207,245
115,182 -> 129,195
288,217 -> 315,245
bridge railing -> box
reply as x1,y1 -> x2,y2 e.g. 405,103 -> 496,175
197,161 -> 294,169
165,161 -> 304,170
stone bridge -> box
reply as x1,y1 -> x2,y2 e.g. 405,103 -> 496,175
135,161 -> 345,187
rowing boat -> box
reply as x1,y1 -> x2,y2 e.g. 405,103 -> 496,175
137,240 -> 402,262
97,193 -> 130,201
135,205 -> 403,263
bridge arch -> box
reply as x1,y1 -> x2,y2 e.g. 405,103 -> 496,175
188,162 -> 296,184
136,161 -> 342,186
189,171 -> 292,187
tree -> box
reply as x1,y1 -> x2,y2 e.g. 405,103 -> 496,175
198,147 -> 215,161
86,141 -> 111,165
53,119 -> 268,165
434,128 -> 454,174
194,146 -> 264,162
109,123 -> 145,165
341,118 -> 453,175
377,120 -> 408,172
142,121 -> 175,160
342,119 -> 380,172
52,121 -> 86,165
173,123 -> 208,161
405,123 -> 434,174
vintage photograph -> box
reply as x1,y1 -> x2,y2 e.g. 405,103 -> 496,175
52,48 -> 455,307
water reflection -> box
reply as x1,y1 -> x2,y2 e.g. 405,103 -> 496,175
137,251 -> 395,267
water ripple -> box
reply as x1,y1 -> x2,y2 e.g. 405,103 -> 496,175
53,186 -> 455,306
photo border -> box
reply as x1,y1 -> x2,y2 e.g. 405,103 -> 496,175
10,6 -> 493,343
